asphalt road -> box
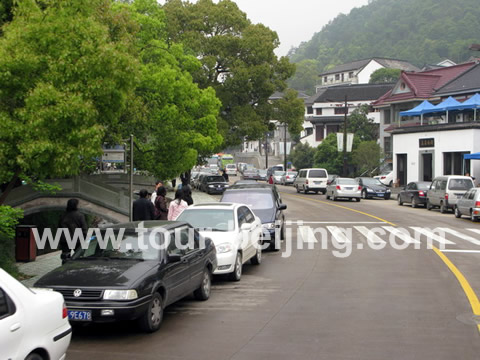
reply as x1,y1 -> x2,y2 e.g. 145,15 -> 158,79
66,181 -> 480,360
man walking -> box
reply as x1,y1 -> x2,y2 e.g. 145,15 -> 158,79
58,198 -> 87,262
133,189 -> 156,221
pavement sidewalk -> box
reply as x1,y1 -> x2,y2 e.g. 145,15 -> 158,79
17,190 -> 219,286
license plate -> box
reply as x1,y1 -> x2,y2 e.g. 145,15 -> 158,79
345,187 -> 353,190
314,181 -> 321,184
68,310 -> 92,321
377,193 -> 384,197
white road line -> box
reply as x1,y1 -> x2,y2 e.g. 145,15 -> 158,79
437,228 -> 480,246
383,226 -> 420,244
467,229 -> 480,239
290,221 -> 386,224
297,226 -> 318,243
327,226 -> 351,244
441,249 -> 480,254
354,226 -> 386,245
410,227 -> 455,245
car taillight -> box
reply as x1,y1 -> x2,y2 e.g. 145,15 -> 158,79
381,176 -> 386,179
286,176 -> 290,179
358,186 -> 362,191
418,191 -> 425,197
445,193 -> 449,200
62,303 -> 68,319
476,201 -> 480,207
336,185 -> 341,190
306,180 -> 309,184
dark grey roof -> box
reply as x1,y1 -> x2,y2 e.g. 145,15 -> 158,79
435,63 -> 480,96
310,83 -> 394,103
310,116 -> 344,124
319,57 -> 419,76
305,88 -> 327,105
270,90 -> 310,101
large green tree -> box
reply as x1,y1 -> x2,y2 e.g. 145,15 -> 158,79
162,0 -> 296,146
0,0 -> 138,203
369,68 -> 401,84
347,105 -> 378,142
352,141 -> 383,175
289,142 -> 315,170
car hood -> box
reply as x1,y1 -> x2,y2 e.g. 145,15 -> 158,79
197,231 -> 235,246
34,259 -> 157,288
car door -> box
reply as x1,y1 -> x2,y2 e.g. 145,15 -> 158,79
459,189 -> 474,214
163,230 -> 190,304
178,227 -> 205,293
406,182 -> 416,203
428,180 -> 438,205
0,286 -> 24,360
238,206 -> 257,260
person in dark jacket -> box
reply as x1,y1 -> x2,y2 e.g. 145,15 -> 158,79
182,185 -> 194,206
133,189 -> 155,221
58,198 -> 88,262
222,169 -> 229,183
154,186 -> 169,220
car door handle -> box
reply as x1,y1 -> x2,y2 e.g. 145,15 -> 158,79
10,323 -> 21,332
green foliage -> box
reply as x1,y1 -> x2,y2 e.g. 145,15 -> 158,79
162,0 -> 296,146
352,141 -> 383,175
289,0 -> 480,91
313,134 -> 344,175
289,142 -> 315,170
0,205 -> 23,275
287,59 -> 320,95
347,105 -> 378,142
275,89 -> 305,136
369,68 -> 401,84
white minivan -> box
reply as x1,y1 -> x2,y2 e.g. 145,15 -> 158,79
427,175 -> 475,213
294,168 -> 329,194
225,163 -> 237,176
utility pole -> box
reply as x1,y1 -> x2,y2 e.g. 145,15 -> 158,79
343,95 -> 348,177
284,123 -> 287,171
129,134 -> 133,222
265,132 -> 269,169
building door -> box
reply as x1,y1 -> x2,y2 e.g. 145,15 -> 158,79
397,154 -> 407,186
422,153 -> 433,181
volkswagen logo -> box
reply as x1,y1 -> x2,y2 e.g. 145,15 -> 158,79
73,289 -> 82,297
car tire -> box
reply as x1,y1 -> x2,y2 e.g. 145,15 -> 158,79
315,191 -> 319,194
356,198 -> 361,202
194,268 -> 212,300
326,193 -> 330,199
389,180 -> 393,187
440,202 -> 447,214
455,206 -> 462,218
332,195 -> 336,201
427,199 -> 433,210
471,210 -> 478,222
295,185 -> 300,193
397,197 -> 403,206
361,190 -> 367,199
229,253 -> 242,281
411,198 -> 418,208
25,353 -> 44,360
385,195 -> 390,200
138,292 -> 163,333
303,186 -> 307,194
322,190 -> 327,195
250,246 -> 262,265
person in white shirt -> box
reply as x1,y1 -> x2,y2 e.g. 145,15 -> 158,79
168,189 -> 188,221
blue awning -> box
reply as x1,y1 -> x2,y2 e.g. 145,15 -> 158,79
451,93 -> 480,110
423,96 -> 462,114
399,100 -> 437,116
464,152 -> 480,160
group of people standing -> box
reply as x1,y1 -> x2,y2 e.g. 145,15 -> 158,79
132,181 -> 193,222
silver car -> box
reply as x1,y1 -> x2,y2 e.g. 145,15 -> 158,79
273,171 -> 285,184
454,187 -> 480,221
281,171 -> 298,185
326,177 -> 361,202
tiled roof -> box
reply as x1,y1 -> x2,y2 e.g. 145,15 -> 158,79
310,83 -> 394,103
435,63 -> 480,96
319,57 -> 419,76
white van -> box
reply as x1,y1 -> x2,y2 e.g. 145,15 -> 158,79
293,168 -> 329,194
427,175 -> 475,213
225,163 -> 237,176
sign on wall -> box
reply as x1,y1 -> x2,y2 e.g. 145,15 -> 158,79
419,138 -> 435,148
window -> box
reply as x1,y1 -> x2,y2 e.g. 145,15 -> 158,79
306,128 -> 313,136
307,106 -> 313,114
384,137 -> 392,153
315,125 -> 324,142
341,73 -> 344,82
335,74 -> 340,81
349,72 -> 354,79
334,107 -> 347,115
315,108 -> 322,115
323,76 -> 328,83
384,109 -> 391,125
439,181 -> 447,191
309,170 -> 327,178
0,288 -> 15,319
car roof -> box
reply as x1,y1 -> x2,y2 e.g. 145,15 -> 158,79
227,183 -> 275,191
191,202 -> 236,208
102,220 -> 189,231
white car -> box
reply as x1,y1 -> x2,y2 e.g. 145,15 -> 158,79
176,203 -> 262,281
225,163 -> 237,176
374,170 -> 394,187
273,171 -> 285,184
0,268 -> 71,360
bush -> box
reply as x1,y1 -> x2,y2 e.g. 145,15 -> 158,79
0,206 -> 24,276
289,142 -> 315,170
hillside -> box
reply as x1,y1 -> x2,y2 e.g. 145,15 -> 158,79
288,0 -> 480,93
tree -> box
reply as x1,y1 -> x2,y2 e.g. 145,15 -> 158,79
313,134 -> 344,175
289,142 -> 315,170
162,0 -> 296,146
347,105 -> 378,142
287,59 -> 319,95
0,0 -> 138,204
369,68 -> 401,84
352,141 -> 383,175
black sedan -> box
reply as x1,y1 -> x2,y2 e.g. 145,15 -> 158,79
356,177 -> 391,200
34,221 -> 217,333
397,181 -> 431,208
199,175 -> 229,194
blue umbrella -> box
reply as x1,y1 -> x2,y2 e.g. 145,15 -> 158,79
399,100 -> 437,125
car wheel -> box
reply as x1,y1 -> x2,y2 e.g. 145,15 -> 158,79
250,246 -> 262,265
411,197 -> 418,208
348,198 -> 353,201
356,198 -> 361,202
389,180 -> 393,187
440,202 -> 447,214
455,206 -> 462,218
471,210 -> 478,222
332,195 -> 336,201
138,292 -> 163,333
427,199 -> 433,210
397,196 -> 403,206
194,268 -> 212,300
322,190 -> 327,195
315,191 -> 319,194
295,185 -> 300,193
361,190 -> 367,199
303,186 -> 307,194
229,253 -> 242,281
326,193 -> 330,199
25,353 -> 44,360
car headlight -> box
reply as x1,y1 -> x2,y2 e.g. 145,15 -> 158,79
103,289 -> 138,300
386,189 -> 391,192
216,243 -> 232,254
366,187 -> 375,192
224,184 -> 229,188
262,222 -> 275,230
208,185 -> 215,188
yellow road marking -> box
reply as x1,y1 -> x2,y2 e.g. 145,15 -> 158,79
432,246 -> 480,334
281,192 -> 397,226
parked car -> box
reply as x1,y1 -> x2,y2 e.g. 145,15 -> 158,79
427,176 -> 475,213
199,175 -> 229,194
272,171 -> 285,184
258,169 -> 268,181
397,181 -> 431,208
267,165 -> 284,178
281,171 -> 298,185
225,163 -> 237,176
374,170 -> 394,187
241,168 -> 260,181
34,221 -> 217,333
326,177 -> 361,201
455,187 -> 480,221
220,183 -> 286,251
177,203 -> 262,281
208,164 -> 219,174
294,168 -> 329,194
327,174 -> 339,185
356,177 -> 391,200
1,268 -> 71,360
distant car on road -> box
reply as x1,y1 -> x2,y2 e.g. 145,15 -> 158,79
397,181 -> 431,208
280,171 -> 298,185
241,168 -> 260,181
34,221 -> 217,333
258,169 -> 268,181
356,177 -> 391,200
177,203 -> 262,281
326,177 -> 361,201
0,268 -> 72,360
200,175 -> 229,194
454,187 -> 480,221
272,171 -> 285,184
225,163 -> 237,176
294,168 -> 329,194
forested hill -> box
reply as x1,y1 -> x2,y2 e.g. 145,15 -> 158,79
288,0 -> 480,92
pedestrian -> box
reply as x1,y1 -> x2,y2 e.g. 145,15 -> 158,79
58,198 -> 87,262
222,169 -> 229,183
182,184 -> 194,206
168,189 -> 188,220
150,181 -> 163,204
154,186 -> 169,220
133,189 -> 156,221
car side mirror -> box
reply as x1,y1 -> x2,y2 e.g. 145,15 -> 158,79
167,253 -> 182,263
240,223 -> 252,231
279,204 -> 287,211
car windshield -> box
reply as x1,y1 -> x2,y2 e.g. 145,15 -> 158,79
448,179 -> 474,191
207,176 -> 225,182
177,209 -> 235,232
222,191 -> 274,210
226,164 -> 236,169
309,170 -> 327,178
258,170 -> 267,175
287,172 -> 298,176
274,171 -> 285,176
417,183 -> 430,190
338,178 -> 357,185
73,231 -> 161,261
361,178 -> 383,186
